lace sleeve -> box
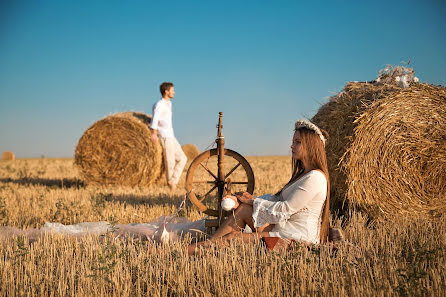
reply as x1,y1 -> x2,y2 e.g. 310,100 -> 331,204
252,198 -> 291,228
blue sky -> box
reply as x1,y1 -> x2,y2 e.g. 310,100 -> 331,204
1,0 -> 445,157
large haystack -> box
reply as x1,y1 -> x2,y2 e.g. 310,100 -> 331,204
182,144 -> 200,161
312,70 -> 446,217
2,151 -> 15,161
312,82 -> 401,212
343,84 -> 446,217
75,112 -> 165,187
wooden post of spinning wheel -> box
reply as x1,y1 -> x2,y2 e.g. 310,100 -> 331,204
185,112 -> 255,231
216,112 -> 225,226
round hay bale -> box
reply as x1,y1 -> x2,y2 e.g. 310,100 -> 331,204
313,77 -> 446,217
343,83 -> 446,217
2,151 -> 15,160
75,112 -> 165,187
312,81 -> 401,212
182,144 -> 200,161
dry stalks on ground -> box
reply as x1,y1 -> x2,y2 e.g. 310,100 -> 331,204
0,158 -> 444,296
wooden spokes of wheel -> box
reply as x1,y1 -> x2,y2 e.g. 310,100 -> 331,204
185,148 -> 255,217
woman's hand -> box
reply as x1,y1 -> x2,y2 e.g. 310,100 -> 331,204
235,192 -> 255,205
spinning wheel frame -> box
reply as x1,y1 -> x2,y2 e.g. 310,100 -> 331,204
185,148 -> 255,217
185,113 -> 255,223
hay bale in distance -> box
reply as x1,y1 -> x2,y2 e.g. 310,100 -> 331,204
2,151 -> 15,160
342,83 -> 446,217
182,144 -> 200,161
75,112 -> 165,187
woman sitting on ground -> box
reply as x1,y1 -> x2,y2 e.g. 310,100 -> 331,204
188,119 -> 330,255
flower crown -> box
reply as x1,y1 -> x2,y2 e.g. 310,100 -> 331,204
294,120 -> 326,146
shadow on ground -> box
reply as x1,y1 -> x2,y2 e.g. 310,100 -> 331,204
0,177 -> 85,189
0,178 -> 194,208
99,193 -> 189,208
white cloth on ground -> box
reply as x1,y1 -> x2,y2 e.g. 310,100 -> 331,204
0,217 -> 206,243
252,170 -> 327,244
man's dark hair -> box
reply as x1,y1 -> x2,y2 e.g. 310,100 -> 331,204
160,82 -> 174,96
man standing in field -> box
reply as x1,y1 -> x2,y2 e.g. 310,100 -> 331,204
150,82 -> 187,190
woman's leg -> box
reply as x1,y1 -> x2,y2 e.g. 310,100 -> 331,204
187,203 -> 273,256
222,230 -> 271,243
211,203 -> 255,239
187,204 -> 253,256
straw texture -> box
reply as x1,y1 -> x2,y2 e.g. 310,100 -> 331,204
312,82 -> 401,211
313,81 -> 446,217
75,112 -> 165,187
342,83 -> 446,217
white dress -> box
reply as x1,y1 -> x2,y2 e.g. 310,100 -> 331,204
252,170 -> 327,244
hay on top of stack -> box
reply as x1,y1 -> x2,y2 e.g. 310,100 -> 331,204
75,112 -> 165,187
312,65 -> 446,217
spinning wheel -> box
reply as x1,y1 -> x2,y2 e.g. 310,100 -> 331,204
185,112 -> 255,226
185,149 -> 254,216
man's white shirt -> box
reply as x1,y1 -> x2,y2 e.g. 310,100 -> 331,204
151,98 -> 174,138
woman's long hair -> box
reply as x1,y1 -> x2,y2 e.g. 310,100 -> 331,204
276,127 -> 330,243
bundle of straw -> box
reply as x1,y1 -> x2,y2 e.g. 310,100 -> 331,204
75,112 -> 165,187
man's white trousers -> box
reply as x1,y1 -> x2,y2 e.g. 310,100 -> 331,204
160,137 -> 187,185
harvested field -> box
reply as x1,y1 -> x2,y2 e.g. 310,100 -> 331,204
0,157 -> 444,296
